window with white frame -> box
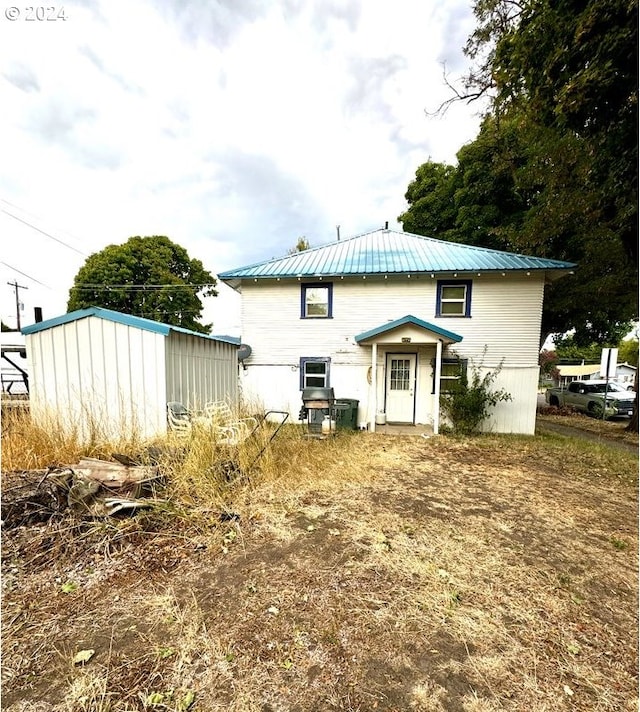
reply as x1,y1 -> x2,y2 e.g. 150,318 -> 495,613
300,357 -> 331,389
433,357 -> 468,393
301,283 -> 333,318
436,280 -> 472,317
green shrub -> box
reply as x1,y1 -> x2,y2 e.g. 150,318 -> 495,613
440,359 -> 512,435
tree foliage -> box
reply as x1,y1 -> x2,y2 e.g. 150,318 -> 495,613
618,339 -> 639,367
553,336 -> 605,363
401,0 -> 638,345
466,0 -> 638,263
67,236 -> 217,334
552,334 -> 639,367
287,237 -> 311,254
538,349 -> 559,379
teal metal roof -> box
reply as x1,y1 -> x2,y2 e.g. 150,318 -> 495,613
22,307 -> 238,345
218,228 -> 576,286
355,315 -> 463,344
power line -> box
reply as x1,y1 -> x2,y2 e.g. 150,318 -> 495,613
0,261 -> 50,288
69,284 -> 217,291
1,208 -> 87,256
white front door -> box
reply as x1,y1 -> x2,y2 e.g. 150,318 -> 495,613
385,354 -> 416,423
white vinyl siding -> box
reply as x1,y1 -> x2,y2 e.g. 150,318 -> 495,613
236,273 -> 546,433
240,274 -> 544,366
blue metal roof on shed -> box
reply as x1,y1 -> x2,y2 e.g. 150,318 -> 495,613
218,228 -> 576,285
22,307 -> 239,345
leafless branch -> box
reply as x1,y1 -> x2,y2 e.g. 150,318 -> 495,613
425,63 -> 494,118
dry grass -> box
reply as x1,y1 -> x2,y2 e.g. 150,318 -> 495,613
537,406 -> 638,445
1,409 -> 638,711
1,404 -> 149,472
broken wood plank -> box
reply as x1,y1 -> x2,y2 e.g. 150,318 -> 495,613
71,458 -> 159,489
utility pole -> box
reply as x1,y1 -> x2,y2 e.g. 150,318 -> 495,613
7,281 -> 28,330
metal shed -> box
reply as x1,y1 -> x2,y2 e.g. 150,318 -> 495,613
22,307 -> 239,440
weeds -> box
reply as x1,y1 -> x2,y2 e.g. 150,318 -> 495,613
440,354 -> 512,435
2,406 -> 638,711
609,536 -> 629,550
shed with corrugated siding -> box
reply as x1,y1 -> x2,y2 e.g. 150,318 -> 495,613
22,307 -> 238,440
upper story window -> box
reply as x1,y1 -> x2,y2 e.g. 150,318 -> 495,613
301,282 -> 333,318
436,280 -> 472,317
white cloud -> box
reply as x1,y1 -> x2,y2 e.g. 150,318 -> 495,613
0,0 -> 483,334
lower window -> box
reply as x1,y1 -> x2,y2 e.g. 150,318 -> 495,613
300,357 -> 331,389
433,357 -> 467,393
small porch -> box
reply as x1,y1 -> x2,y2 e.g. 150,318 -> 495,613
375,423 -> 435,437
354,315 -> 463,435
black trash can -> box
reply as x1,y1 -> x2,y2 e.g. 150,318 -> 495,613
334,399 -> 359,430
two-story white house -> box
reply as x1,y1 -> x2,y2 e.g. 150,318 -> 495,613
218,228 -> 575,435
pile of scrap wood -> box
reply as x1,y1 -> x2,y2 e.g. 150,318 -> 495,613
1,456 -> 163,528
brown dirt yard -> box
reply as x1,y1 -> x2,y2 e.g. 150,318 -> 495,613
1,422 -> 638,712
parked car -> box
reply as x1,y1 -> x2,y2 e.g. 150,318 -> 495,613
545,380 -> 636,418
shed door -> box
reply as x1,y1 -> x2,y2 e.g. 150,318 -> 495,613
385,354 -> 416,423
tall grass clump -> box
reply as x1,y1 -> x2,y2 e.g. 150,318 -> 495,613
1,404 -> 147,472
2,405 -> 84,471
3,395 -> 380,535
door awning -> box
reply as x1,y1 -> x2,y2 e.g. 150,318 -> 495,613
354,315 -> 463,345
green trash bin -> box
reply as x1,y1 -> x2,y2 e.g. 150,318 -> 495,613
334,399 -> 359,430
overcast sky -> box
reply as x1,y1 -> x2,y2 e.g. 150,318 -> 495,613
1,0 -> 484,335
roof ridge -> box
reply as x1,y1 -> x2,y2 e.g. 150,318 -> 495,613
218,227 -> 386,275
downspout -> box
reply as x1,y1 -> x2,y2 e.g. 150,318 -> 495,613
433,339 -> 443,435
370,342 -> 378,432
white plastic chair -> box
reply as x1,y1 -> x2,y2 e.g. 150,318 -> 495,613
167,401 -> 249,446
204,400 -> 259,440
167,402 -> 192,437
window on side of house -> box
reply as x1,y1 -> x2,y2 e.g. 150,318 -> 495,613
300,357 -> 331,389
436,280 -> 472,317
301,283 -> 333,318
433,357 -> 468,393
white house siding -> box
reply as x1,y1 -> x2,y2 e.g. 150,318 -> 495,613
26,316 -> 166,439
236,273 -> 545,433
165,332 -> 238,411
469,365 -> 539,435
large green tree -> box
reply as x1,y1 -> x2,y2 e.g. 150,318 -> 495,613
401,0 -> 638,346
67,236 -> 217,334
400,115 -> 637,345
464,0 -> 638,264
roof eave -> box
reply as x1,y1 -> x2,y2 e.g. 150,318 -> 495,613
544,268 -> 576,284
22,307 -> 231,343
355,315 -> 463,344
219,266 -> 576,282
